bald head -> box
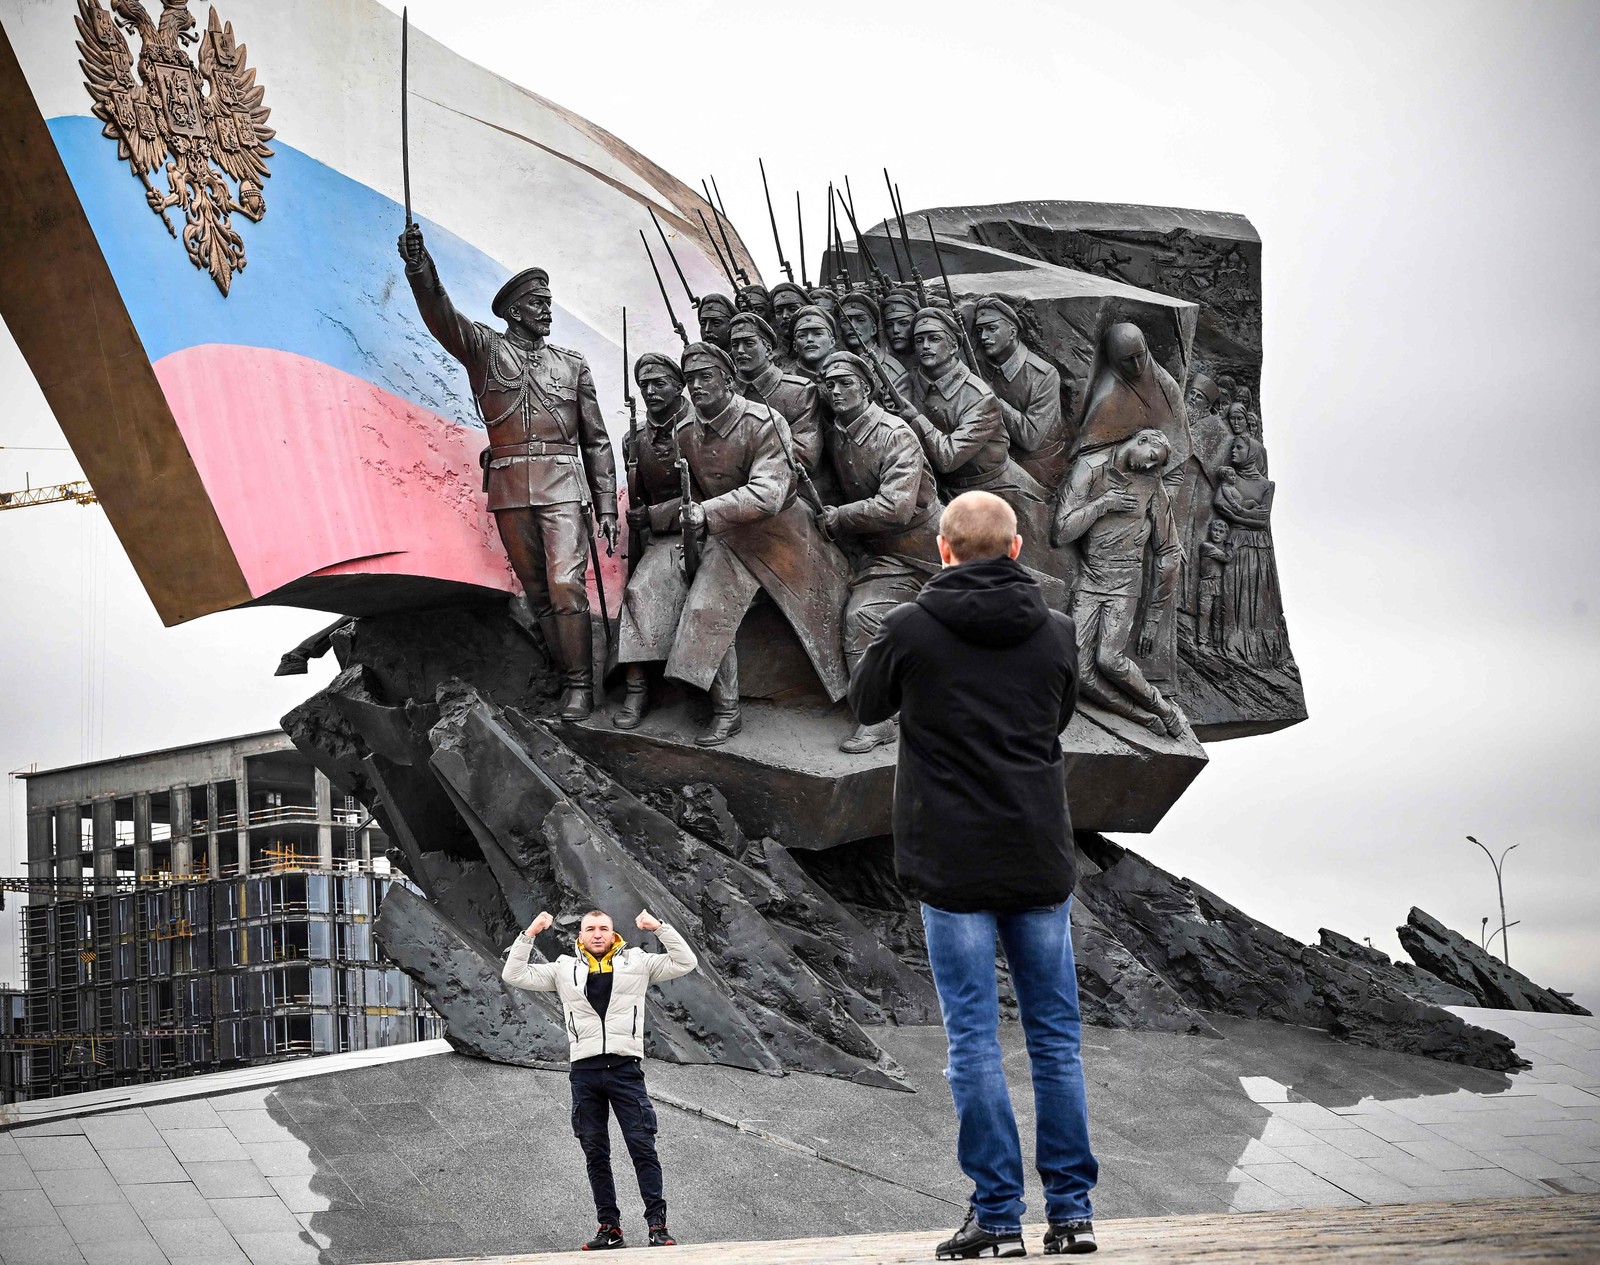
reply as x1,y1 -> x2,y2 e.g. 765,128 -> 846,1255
938,491 -> 1021,565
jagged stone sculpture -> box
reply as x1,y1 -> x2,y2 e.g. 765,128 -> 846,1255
1313,928 -> 1476,1009
1398,908 -> 1592,1016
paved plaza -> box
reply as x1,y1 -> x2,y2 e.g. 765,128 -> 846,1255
1,1008 -> 1597,1263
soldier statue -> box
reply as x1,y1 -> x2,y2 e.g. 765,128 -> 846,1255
728,312 -> 823,473
398,223 -> 616,722
814,352 -> 942,754
839,292 -> 910,398
696,293 -> 737,352
665,343 -> 852,746
613,354 -> 693,730
880,288 -> 920,385
973,296 -> 1068,491
734,283 -> 773,326
767,281 -> 810,373
1051,428 -> 1187,737
788,305 -> 840,381
893,307 -> 1052,568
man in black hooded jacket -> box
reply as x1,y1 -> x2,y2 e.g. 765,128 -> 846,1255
850,490 -> 1099,1259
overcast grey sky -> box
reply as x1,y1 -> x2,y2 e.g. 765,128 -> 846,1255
2,0 -> 1596,1010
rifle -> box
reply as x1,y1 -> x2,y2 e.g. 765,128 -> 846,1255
622,309 -> 645,576
697,208 -> 740,291
640,231 -> 688,347
759,159 -> 793,283
885,172 -> 928,308
702,181 -> 749,286
829,183 -> 850,289
649,207 -> 699,309
676,458 -> 701,580
924,215 -> 979,369
835,184 -> 890,293
796,191 -> 809,288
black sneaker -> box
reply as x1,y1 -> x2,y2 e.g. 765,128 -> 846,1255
936,1207 -> 1026,1259
581,1224 -> 625,1251
1043,1220 -> 1096,1255
648,1224 -> 677,1247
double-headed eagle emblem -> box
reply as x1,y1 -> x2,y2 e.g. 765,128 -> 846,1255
76,0 -> 273,296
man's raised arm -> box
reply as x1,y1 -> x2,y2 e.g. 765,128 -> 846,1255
636,909 -> 698,982
398,222 -> 484,369
502,910 -> 561,992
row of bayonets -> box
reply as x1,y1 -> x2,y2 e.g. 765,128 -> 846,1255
638,166 -> 961,349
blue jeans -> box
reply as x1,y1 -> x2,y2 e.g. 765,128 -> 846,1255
921,899 -> 1097,1231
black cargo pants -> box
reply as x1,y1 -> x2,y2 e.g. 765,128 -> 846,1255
570,1058 -> 665,1226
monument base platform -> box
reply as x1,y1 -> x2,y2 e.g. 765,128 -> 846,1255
565,696 -> 1207,849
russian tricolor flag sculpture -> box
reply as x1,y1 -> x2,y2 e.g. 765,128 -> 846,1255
0,0 -> 750,624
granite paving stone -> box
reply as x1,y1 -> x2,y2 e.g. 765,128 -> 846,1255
0,1222 -> 87,1265
77,1239 -> 169,1265
219,1114 -> 293,1146
162,1131 -> 248,1165
1394,1136 -> 1501,1171
264,1173 -> 360,1215
145,1217 -> 249,1265
0,1134 -> 21,1156
144,1103 -> 226,1131
352,1102 -> 441,1139
0,1154 -> 42,1190
16,1139 -> 104,1173
210,1091 -> 276,1114
1520,1134 -> 1600,1165
81,1115 -> 165,1151
206,1198 -> 301,1236
1405,1168 -> 1549,1199
101,1147 -> 188,1186
123,1181 -> 215,1223
229,1231 -> 324,1265
37,1168 -> 128,1207
56,1201 -> 153,1245
0,1188 -> 67,1229
239,1144 -> 316,1179
11,1122 -> 86,1138
181,1161 -> 275,1200
1301,1125 -> 1402,1160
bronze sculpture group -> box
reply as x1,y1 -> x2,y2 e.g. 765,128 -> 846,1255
398,205 -> 1288,749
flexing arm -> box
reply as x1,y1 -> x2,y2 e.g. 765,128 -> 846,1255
502,912 -> 561,992
642,920 -> 699,982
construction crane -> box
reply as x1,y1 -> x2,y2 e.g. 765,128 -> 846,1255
0,479 -> 97,511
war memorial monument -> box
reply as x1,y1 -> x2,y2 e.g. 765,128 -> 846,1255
1,1 -> 1596,1259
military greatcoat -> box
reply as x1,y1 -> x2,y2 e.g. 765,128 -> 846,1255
664,394 -> 852,700
617,394 -> 691,664
988,343 -> 1068,492
824,403 -> 942,669
738,363 -> 824,473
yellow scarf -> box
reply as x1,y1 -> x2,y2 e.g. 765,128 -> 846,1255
579,936 -> 625,973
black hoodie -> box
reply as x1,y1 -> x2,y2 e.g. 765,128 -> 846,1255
849,555 -> 1079,912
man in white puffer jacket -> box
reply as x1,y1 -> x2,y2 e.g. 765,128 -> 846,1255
503,907 -> 698,1251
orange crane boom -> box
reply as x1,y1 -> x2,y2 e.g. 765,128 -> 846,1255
0,480 -> 97,511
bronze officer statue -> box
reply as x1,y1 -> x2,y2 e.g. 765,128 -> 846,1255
398,223 -> 617,721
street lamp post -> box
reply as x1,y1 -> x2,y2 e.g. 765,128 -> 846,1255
1466,835 -> 1517,967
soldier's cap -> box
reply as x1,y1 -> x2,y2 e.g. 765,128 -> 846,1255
818,351 -> 873,384
634,352 -> 685,386
769,281 -> 809,307
913,307 -> 965,341
728,312 -> 779,348
680,341 -> 736,378
790,304 -> 839,337
736,284 -> 771,305
492,267 -> 552,318
973,295 -> 1021,329
697,292 -> 737,317
881,288 -> 921,317
839,291 -> 881,322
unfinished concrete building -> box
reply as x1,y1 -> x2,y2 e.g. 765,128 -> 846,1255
11,732 -> 442,1101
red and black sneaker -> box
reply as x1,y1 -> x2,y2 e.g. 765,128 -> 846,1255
648,1224 -> 677,1247
582,1224 -> 625,1251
